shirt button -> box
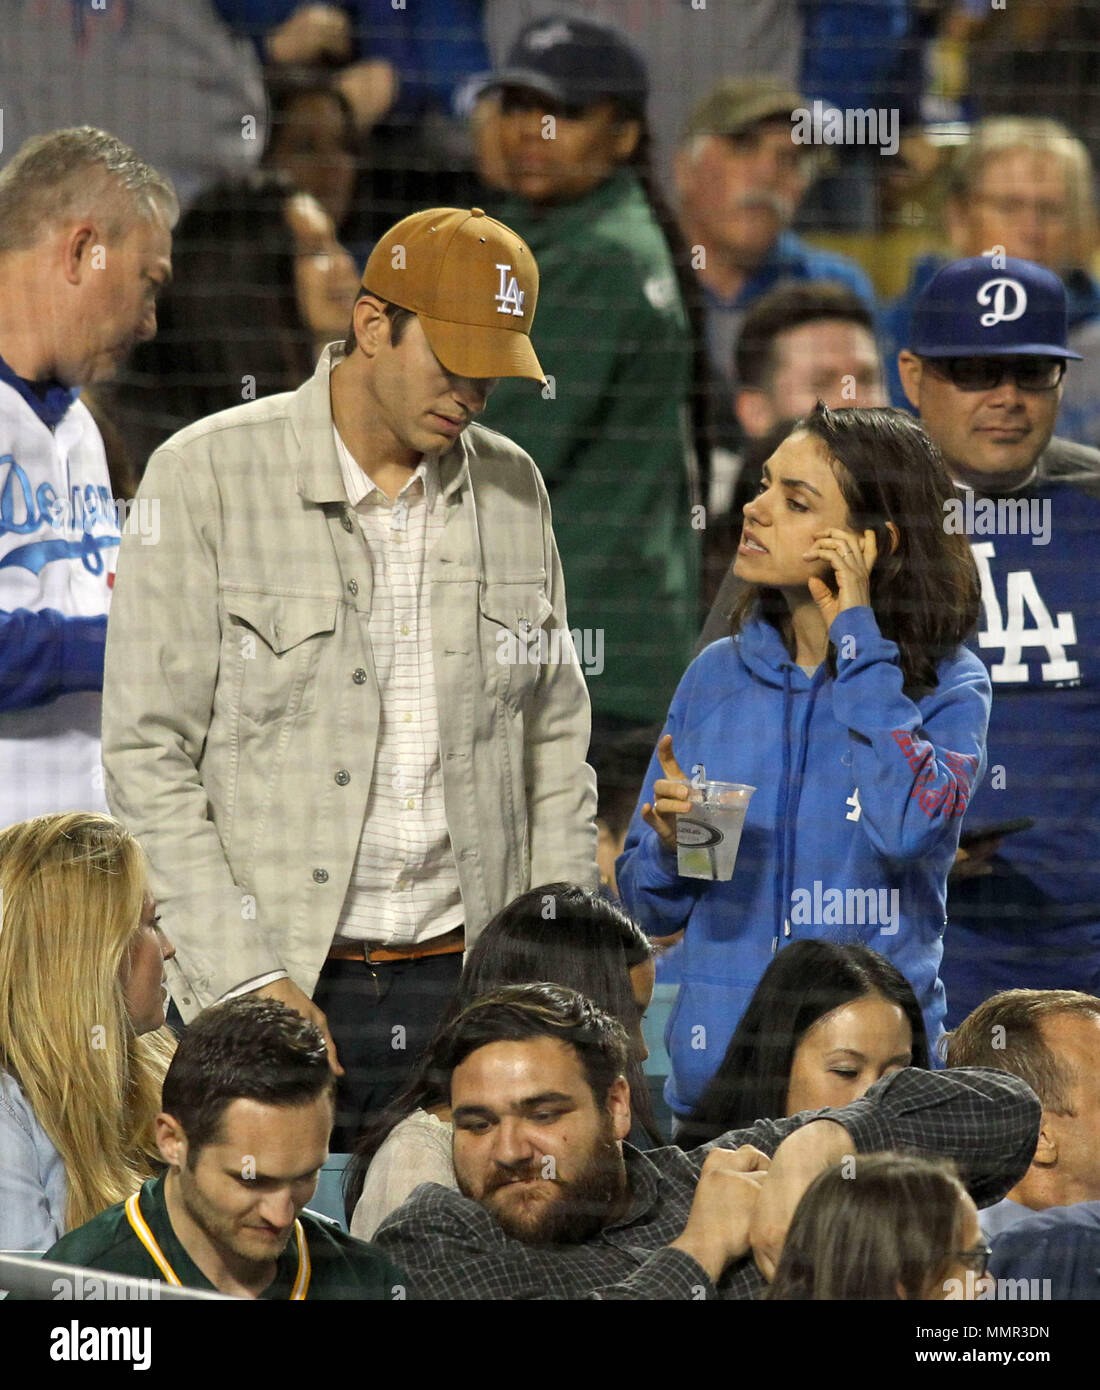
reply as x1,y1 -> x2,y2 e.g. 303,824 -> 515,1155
347,579 -> 359,596
405,798 -> 416,810
312,868 -> 329,883
400,623 -> 410,636
341,513 -> 354,533
403,712 -> 413,723
334,769 -> 351,786
352,668 -> 367,684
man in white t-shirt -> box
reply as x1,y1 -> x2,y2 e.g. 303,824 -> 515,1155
0,127 -> 175,827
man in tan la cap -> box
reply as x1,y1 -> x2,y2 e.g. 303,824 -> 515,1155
102,206 -> 599,1148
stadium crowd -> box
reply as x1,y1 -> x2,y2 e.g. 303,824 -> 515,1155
0,2 -> 1098,1306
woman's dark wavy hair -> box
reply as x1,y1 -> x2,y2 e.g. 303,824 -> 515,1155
729,403 -> 981,694
766,1153 -> 970,1300
342,884 -> 659,1221
676,940 -> 929,1149
106,170 -> 315,471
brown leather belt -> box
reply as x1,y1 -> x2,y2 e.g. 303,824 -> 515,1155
327,925 -> 465,965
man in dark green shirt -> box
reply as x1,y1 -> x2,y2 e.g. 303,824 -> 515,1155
44,997 -> 409,1300
475,15 -> 699,732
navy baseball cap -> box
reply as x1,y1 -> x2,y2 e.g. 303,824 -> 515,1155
482,14 -> 648,113
910,256 -> 1081,360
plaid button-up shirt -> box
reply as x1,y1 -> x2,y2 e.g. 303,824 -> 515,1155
372,1066 -> 1040,1300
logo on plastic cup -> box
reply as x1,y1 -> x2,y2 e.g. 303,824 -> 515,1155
677,819 -> 725,848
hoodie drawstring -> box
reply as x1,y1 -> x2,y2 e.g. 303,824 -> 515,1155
773,668 -> 823,953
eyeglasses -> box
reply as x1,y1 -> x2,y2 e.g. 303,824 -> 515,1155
974,194 -> 1069,224
952,1242 -> 992,1276
924,356 -> 1067,392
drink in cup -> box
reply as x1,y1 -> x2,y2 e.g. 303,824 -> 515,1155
676,780 -> 756,881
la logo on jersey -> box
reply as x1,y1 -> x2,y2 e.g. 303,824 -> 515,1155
971,541 -> 1080,684
495,264 -> 525,317
977,277 -> 1027,327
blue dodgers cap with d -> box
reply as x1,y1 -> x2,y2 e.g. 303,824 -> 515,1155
485,14 -> 648,113
910,256 -> 1081,359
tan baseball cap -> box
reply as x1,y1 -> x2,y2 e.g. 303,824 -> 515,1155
361,207 -> 544,381
683,76 -> 803,141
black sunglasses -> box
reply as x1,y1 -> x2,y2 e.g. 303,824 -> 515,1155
952,1241 -> 992,1276
924,356 -> 1066,392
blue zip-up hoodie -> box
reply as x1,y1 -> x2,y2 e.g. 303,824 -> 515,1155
616,606 -> 991,1118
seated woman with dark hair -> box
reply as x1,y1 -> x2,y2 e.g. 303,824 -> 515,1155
106,169 -> 360,471
767,1153 -> 989,1300
676,939 -> 929,1149
344,883 -> 657,1239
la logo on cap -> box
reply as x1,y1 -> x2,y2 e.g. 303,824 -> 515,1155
495,264 -> 525,317
526,20 -> 571,50
977,277 -> 1027,327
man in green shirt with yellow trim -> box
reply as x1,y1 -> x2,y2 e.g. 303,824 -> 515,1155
44,997 -> 409,1300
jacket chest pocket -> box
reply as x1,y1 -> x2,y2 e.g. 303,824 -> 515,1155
224,591 -> 338,726
478,582 -> 555,710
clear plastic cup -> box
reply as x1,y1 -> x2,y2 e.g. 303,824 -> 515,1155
675,779 -> 756,881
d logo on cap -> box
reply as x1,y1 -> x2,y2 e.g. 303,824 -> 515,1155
977,277 -> 1028,328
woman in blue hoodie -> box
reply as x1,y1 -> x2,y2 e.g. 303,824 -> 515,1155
617,403 -> 990,1121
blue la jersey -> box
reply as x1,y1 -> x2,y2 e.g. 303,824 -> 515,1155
952,438 -> 1100,912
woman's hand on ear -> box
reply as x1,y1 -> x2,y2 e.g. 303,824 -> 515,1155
641,734 -> 692,853
803,526 -> 877,627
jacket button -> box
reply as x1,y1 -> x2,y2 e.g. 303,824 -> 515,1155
347,579 -> 359,596
312,868 -> 329,883
341,512 -> 354,533
352,668 -> 367,684
334,769 -> 351,786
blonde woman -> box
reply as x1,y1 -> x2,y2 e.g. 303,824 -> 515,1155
0,813 -> 176,1250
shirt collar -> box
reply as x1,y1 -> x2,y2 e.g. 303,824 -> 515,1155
702,230 -> 808,312
979,1196 -> 1035,1240
0,351 -> 81,429
334,425 -> 440,512
139,1172 -> 303,1299
493,169 -> 640,249
298,342 -> 469,507
609,1143 -> 663,1228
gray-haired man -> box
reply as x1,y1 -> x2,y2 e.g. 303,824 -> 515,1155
0,127 -> 175,827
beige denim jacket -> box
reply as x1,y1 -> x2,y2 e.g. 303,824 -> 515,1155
102,348 -> 598,1018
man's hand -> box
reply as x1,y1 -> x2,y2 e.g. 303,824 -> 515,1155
640,734 -> 692,854
336,59 -> 399,133
266,4 -> 352,64
670,1146 -> 770,1284
949,837 -> 1002,881
252,977 -> 345,1076
750,1120 -> 850,1281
